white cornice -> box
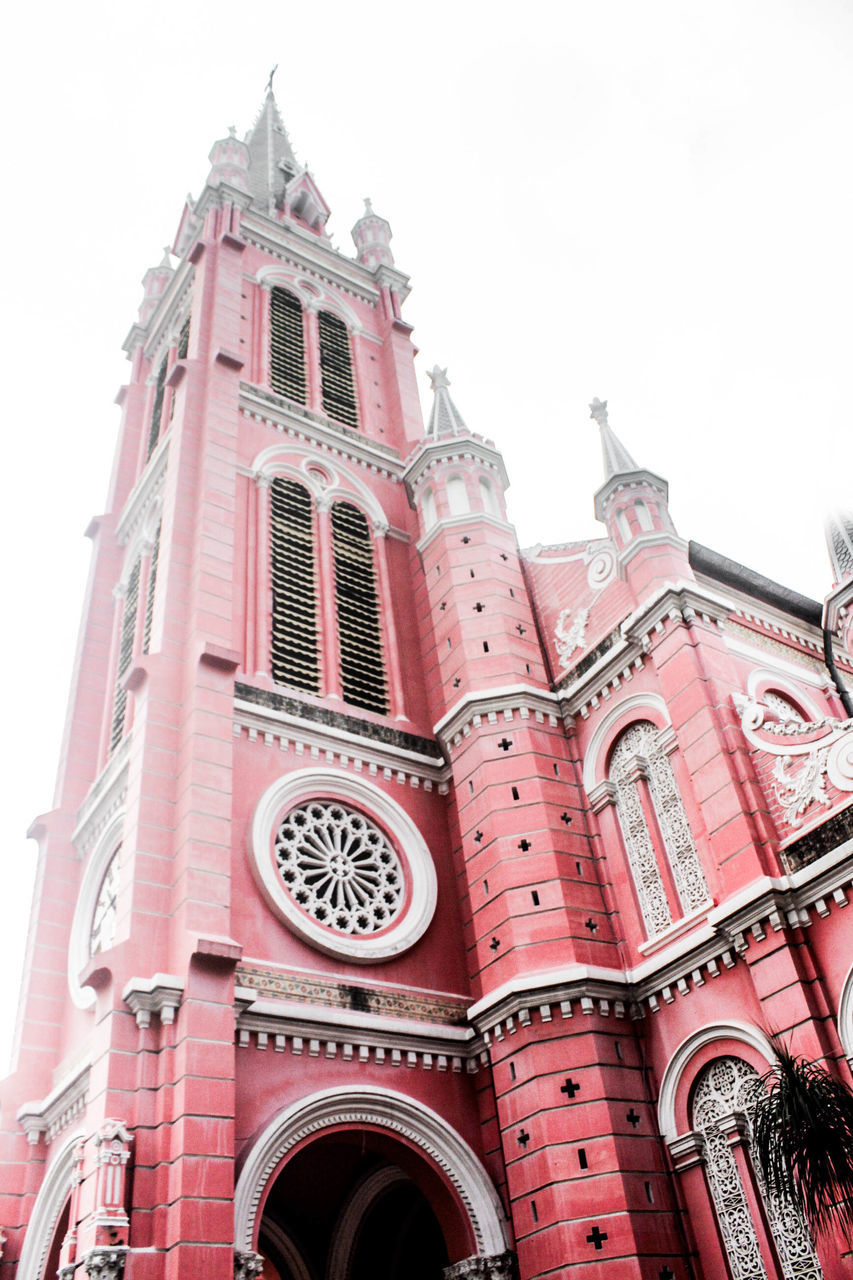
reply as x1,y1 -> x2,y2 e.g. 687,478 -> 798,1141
465,841 -> 853,1033
240,212 -> 383,306
17,1060 -> 90,1145
433,684 -> 560,748
71,742 -> 130,857
233,698 -> 450,791
415,511 -> 515,557
239,385 -> 403,481
402,434 -> 509,494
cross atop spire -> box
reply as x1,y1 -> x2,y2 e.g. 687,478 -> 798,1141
427,367 -> 467,438
590,397 -> 640,480
244,83 -> 299,211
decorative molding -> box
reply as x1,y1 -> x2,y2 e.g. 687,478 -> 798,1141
250,769 -> 437,964
234,694 -> 448,793
235,965 -> 468,1025
239,384 -> 402,481
115,446 -> 168,550
433,685 -> 560,752
80,1247 -> 127,1280
241,212 -> 388,306
234,1252 -> 265,1280
16,1131 -> 84,1280
581,691 -> 670,794
233,1087 -> 510,1256
122,974 -> 184,1028
402,434 -> 509,497
657,1022 -> 776,1143
72,751 -> 129,858
68,811 -> 127,1011
443,1252 -> 517,1280
17,1061 -> 90,1145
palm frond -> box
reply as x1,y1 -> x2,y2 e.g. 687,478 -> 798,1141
750,1036 -> 853,1241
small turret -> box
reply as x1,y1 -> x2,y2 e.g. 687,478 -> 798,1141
351,198 -> 394,269
205,126 -> 250,195
137,248 -> 174,327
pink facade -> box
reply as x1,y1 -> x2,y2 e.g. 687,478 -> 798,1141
2,90 -> 853,1280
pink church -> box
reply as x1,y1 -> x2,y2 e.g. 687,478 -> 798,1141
2,87 -> 853,1280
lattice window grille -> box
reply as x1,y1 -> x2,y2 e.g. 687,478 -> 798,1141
109,558 -> 140,752
274,801 -> 404,934
269,287 -> 306,404
146,357 -> 168,461
142,524 -> 161,655
318,310 -> 358,428
90,846 -> 121,956
764,692 -> 805,725
693,1057 -> 822,1280
332,502 -> 388,715
270,478 -> 320,694
610,721 -> 710,936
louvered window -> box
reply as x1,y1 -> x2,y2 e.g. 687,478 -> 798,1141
177,315 -> 191,360
318,311 -> 358,428
110,559 -> 140,752
146,357 -> 168,461
270,479 -> 320,693
332,502 -> 387,714
142,524 -> 161,655
269,287 -> 307,403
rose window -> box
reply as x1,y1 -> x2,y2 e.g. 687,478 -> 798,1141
274,802 -> 404,934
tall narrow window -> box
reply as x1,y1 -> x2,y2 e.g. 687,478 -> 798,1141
331,502 -> 387,714
269,287 -> 307,403
609,721 -> 710,937
177,314 -> 191,360
142,524 -> 161,655
110,559 -> 140,752
145,357 -> 168,461
693,1057 -> 822,1280
318,311 -> 358,428
447,476 -> 469,516
270,479 -> 319,693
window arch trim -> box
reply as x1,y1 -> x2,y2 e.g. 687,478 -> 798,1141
68,812 -> 126,1009
658,1021 -> 775,1144
582,692 -> 670,795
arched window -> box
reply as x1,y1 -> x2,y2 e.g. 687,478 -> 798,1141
332,502 -> 388,715
446,476 -> 469,516
635,499 -> 653,531
609,721 -> 710,938
421,487 -> 437,531
269,287 -> 307,404
145,356 -> 168,461
318,311 -> 358,427
693,1056 -> 822,1280
763,691 -> 806,725
479,477 -> 500,517
615,507 -> 631,543
270,478 -> 320,694
109,558 -> 141,752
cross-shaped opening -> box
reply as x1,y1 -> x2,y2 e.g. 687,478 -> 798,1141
473,602 -> 485,613
517,1129 -> 530,1147
516,624 -> 526,635
497,737 -> 512,751
586,1226 -> 607,1251
474,830 -> 483,843
585,917 -> 598,932
626,1108 -> 641,1128
560,812 -> 572,825
518,839 -> 531,851
659,1268 -> 675,1280
560,1078 -> 581,1099
489,937 -> 500,952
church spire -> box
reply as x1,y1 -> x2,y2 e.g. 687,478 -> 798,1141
244,75 -> 299,213
426,367 -> 468,438
590,397 -> 639,479
826,510 -> 853,583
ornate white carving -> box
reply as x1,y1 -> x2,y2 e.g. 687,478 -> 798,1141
274,802 -> 404,936
693,1057 -> 822,1280
610,721 -> 710,937
733,692 -> 853,828
443,1253 -> 517,1280
82,1248 -> 127,1280
586,543 -> 616,589
555,607 -> 590,669
234,1252 -> 265,1280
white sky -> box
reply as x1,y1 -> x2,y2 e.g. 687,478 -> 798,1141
0,0 -> 851,1071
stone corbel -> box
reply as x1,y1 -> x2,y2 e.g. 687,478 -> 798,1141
666,1130 -> 706,1172
715,1109 -> 750,1148
122,975 -> 184,1028
81,1247 -> 128,1280
587,779 -> 617,813
443,1252 -> 517,1280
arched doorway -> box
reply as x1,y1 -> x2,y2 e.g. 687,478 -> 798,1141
235,1088 -> 510,1278
259,1133 -> 450,1279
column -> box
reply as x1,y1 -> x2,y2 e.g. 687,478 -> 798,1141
371,520 -> 404,717
254,473 -> 272,680
304,306 -> 322,413
316,500 -> 341,700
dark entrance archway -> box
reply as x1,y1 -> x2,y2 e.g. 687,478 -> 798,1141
258,1130 -> 454,1280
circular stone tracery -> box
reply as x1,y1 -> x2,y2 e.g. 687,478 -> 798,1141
274,802 -> 404,934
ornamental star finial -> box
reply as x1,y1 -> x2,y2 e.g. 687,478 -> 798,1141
589,397 -> 608,428
428,366 -> 451,391
265,65 -> 278,95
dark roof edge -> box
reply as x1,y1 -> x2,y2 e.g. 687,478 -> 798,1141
688,541 -> 823,626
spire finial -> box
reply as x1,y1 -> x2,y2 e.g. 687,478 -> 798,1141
426,366 -> 466,438
265,65 -> 278,96
428,366 -> 451,392
589,397 -> 609,428
364,197 -> 373,214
